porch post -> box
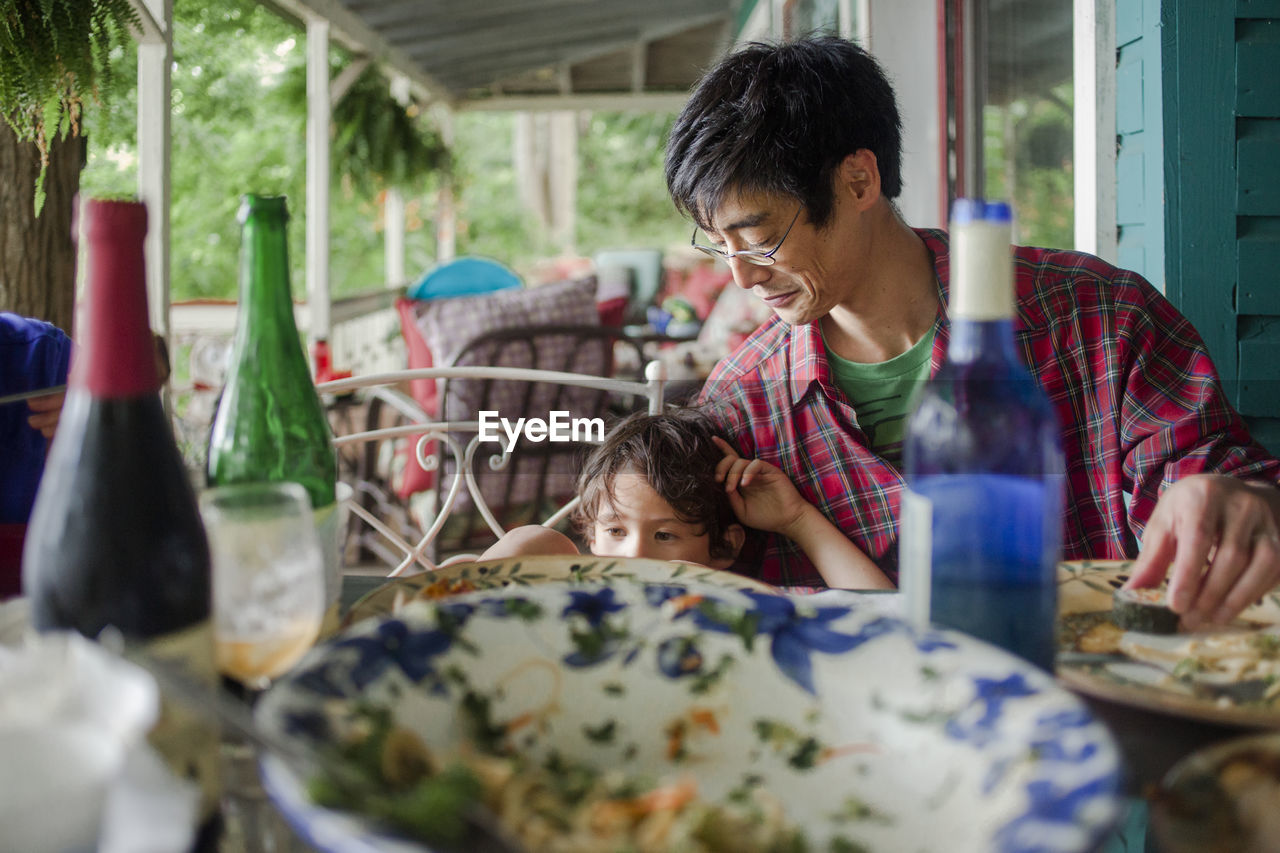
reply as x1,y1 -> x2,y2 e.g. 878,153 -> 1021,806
384,74 -> 409,287
134,0 -> 172,342
1073,0 -> 1117,261
306,15 -> 332,347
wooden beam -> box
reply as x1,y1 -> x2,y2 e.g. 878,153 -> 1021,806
260,0 -> 454,106
630,41 -> 646,92
329,56 -> 372,105
415,14 -> 728,90
136,0 -> 172,343
458,91 -> 689,112
390,1 -> 723,54
126,0 -> 166,43
352,0 -> 601,31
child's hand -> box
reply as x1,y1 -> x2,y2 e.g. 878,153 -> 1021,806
713,436 -> 809,536
26,390 -> 65,440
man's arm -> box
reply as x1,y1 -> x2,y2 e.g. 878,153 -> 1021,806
1113,273 -> 1280,625
1127,475 -> 1280,627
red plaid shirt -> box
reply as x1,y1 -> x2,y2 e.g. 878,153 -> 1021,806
700,229 -> 1280,588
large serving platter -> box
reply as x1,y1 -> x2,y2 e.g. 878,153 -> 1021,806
341,555 -> 779,628
259,566 -> 1121,853
1056,560 -> 1280,728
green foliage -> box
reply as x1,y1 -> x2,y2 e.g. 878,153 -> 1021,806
81,0 -> 404,300
577,111 -> 687,252
449,112 -> 544,266
0,0 -> 139,210
77,0 -> 688,301
982,82 -> 1074,250
275,63 -> 451,196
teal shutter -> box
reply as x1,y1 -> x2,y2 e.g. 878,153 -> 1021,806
1161,2 -> 1280,454
1114,0 -> 1165,289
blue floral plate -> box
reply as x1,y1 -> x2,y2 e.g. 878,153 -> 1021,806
258,575 -> 1122,853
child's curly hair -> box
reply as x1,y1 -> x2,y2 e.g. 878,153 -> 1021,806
573,409 -> 739,561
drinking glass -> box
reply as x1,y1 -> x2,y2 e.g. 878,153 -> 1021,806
199,481 -> 325,692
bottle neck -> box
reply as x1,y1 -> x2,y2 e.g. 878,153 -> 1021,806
236,200 -> 297,342
72,200 -> 160,398
946,317 -> 1019,364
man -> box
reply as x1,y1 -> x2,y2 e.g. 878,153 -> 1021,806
667,36 -> 1280,628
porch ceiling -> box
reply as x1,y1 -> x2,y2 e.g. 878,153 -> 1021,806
261,0 -> 736,110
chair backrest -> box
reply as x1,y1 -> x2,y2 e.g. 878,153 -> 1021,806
432,325 -> 662,554
320,359 -> 667,578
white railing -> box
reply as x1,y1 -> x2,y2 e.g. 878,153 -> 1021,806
168,288 -> 406,473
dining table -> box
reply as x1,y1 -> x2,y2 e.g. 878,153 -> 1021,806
204,565 -> 1262,853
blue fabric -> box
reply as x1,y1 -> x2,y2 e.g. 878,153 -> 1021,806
0,313 -> 72,524
406,257 -> 522,301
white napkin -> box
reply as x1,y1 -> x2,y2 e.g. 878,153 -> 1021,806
0,608 -> 199,853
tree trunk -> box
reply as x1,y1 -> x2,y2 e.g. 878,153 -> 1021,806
0,122 -> 84,335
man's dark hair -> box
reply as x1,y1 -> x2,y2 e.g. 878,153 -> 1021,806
665,36 -> 903,231
574,409 -> 738,560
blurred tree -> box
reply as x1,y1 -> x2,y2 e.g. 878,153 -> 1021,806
0,0 -> 137,330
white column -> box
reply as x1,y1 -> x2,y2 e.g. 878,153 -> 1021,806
866,0 -> 943,227
435,108 -> 457,263
135,0 -> 171,341
549,111 -> 578,257
1074,0 -> 1117,260
384,74 -> 409,288
306,16 -> 332,345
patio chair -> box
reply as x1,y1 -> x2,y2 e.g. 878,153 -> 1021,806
319,356 -> 669,576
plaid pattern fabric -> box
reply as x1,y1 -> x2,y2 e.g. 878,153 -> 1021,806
700,228 -> 1280,589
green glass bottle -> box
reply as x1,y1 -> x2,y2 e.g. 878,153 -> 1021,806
207,194 -> 338,565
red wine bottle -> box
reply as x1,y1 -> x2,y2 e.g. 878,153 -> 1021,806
22,198 -> 220,822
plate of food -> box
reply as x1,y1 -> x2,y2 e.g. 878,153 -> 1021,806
1150,731 -> 1280,853
258,576 -> 1121,853
342,555 -> 780,628
1056,560 -> 1280,728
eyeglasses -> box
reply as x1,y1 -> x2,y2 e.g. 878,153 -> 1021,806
690,207 -> 802,267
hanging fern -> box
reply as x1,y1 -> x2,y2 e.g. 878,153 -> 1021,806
332,66 -> 451,195
278,61 -> 451,196
0,0 -> 139,208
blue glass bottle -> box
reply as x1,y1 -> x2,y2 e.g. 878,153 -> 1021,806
900,199 -> 1064,670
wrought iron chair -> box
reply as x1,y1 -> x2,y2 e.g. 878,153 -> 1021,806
319,341 -> 669,577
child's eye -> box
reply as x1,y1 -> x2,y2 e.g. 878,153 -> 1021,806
654,530 -> 678,542
605,526 -> 627,538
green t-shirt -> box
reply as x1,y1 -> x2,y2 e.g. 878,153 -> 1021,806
824,327 -> 936,468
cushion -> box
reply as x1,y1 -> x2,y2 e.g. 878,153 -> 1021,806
406,256 -> 522,301
414,276 -> 600,363
409,277 -> 608,514
393,297 -> 439,500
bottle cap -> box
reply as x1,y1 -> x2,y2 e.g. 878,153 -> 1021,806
949,197 -> 1014,321
73,199 -> 160,397
950,199 -> 1013,226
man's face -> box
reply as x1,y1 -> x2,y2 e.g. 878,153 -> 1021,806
701,191 -> 854,326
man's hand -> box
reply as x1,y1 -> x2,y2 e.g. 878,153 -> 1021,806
712,436 -> 810,536
26,390 -> 66,440
1126,474 -> 1280,628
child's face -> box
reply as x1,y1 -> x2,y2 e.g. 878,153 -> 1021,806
587,472 -> 733,568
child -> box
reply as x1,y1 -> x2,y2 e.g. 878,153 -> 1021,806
480,410 -> 893,590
